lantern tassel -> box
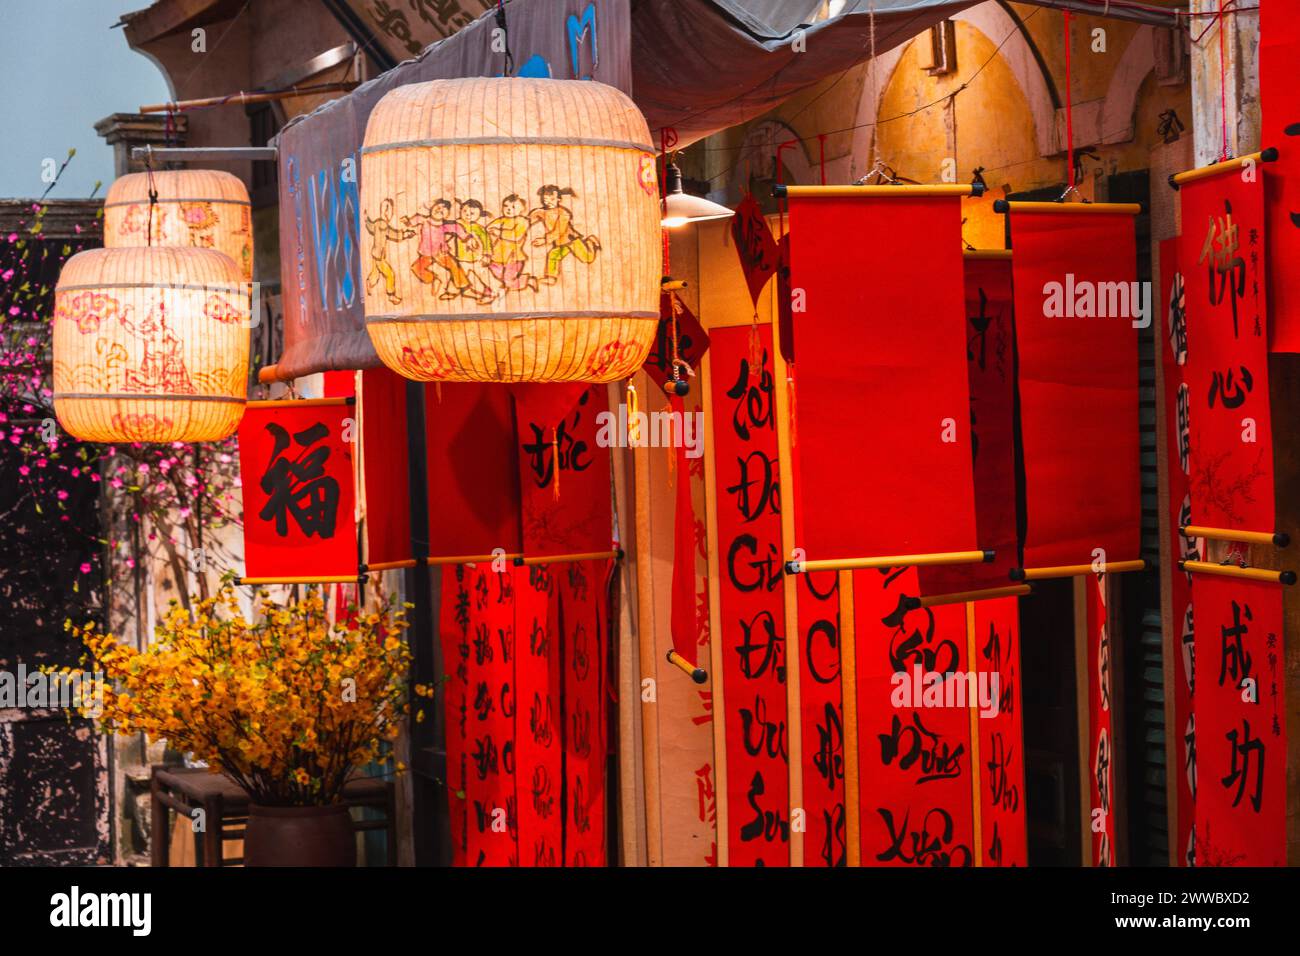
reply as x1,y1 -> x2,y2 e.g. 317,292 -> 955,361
552,425 -> 561,501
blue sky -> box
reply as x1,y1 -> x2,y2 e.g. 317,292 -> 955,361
0,1 -> 171,198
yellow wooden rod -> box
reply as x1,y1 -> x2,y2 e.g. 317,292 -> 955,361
257,365 -> 281,385
908,584 -> 1031,609
964,249 -> 1012,260
1181,525 -> 1290,548
1170,147 -> 1278,188
235,574 -> 365,586
660,279 -> 688,291
424,553 -> 520,567
787,549 -> 992,575
778,183 -> 982,198
666,650 -> 708,684
247,397 -> 354,409
362,558 -> 420,572
994,200 -> 1142,215
515,549 -> 623,567
1011,559 -> 1146,581
1179,560 -> 1297,586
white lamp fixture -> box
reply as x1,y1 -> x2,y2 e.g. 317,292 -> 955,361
661,162 -> 735,228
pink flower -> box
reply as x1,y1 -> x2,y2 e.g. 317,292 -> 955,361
18,466 -> 29,476
79,562 -> 91,574
56,490 -> 68,500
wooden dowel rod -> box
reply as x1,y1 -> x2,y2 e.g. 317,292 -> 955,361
963,249 -> 1012,260
777,183 -> 984,198
666,650 -> 708,684
424,553 -> 520,567
1179,560 -> 1297,586
140,83 -> 360,113
235,575 -> 366,586
362,558 -> 420,572
660,279 -> 688,291
906,583 -> 1031,609
1010,559 -> 1146,581
1169,147 -> 1278,189
515,549 -> 623,567
1181,525 -> 1289,548
247,397 -> 354,409
993,199 -> 1142,215
257,365 -> 281,385
786,549 -> 992,575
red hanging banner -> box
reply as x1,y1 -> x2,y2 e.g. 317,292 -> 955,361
707,324 -> 789,866
512,384 -> 613,557
1193,576 -> 1287,866
730,192 -> 780,308
1158,237 -> 1197,865
440,562 -> 517,867
238,401 -> 357,578
514,562 -> 563,866
973,595 -> 1027,866
359,367 -> 411,567
853,566 -> 975,867
426,383 -> 522,558
1260,1 -> 1300,353
644,291 -> 709,391
787,193 -> 978,563
920,254 -> 1019,593
1086,575 -> 1116,866
796,569 -> 846,866
557,559 -> 611,866
1179,170 -> 1275,532
1007,207 -> 1140,568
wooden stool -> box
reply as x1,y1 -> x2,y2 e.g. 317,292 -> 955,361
150,766 -> 397,866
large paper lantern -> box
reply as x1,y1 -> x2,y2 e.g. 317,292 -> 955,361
53,247 -> 250,442
104,169 -> 254,281
360,77 -> 661,382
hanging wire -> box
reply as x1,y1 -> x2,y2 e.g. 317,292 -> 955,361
495,0 -> 515,76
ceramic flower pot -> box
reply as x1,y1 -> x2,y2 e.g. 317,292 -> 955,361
244,803 -> 356,867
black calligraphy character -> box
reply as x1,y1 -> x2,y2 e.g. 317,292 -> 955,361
258,421 -> 340,538
812,702 -> 844,787
734,610 -> 785,681
1198,199 -> 1247,337
878,712 -> 965,783
1222,718 -> 1265,812
1208,365 -> 1253,409
471,734 -> 498,781
726,350 -> 774,441
1219,600 -> 1253,690
726,450 -> 780,522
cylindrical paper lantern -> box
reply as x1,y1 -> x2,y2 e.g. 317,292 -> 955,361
53,246 -> 250,442
361,77 -> 661,382
104,169 -> 254,281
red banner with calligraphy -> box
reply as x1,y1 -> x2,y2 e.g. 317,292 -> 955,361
1086,575 -> 1116,866
1179,170 -> 1275,532
796,569 -> 846,866
787,194 -> 977,564
512,384 -> 612,557
1158,237 -> 1197,865
708,324 -> 789,866
1260,1 -> 1300,353
853,567 -> 975,866
920,254 -> 1019,593
359,367 -> 410,567
1008,208 -> 1140,568
239,401 -> 357,578
1193,576 -> 1286,866
440,562 -> 517,866
513,562 -> 562,866
731,192 -> 780,309
973,595 -> 1027,866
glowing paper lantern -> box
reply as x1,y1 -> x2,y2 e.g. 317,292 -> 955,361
104,169 -> 254,281
53,247 -> 250,442
360,77 -> 661,382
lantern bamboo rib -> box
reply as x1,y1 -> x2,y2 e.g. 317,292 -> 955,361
513,549 -> 624,567
362,136 -> 653,153
1168,147 -> 1278,189
993,199 -> 1142,215
247,397 -> 354,409
775,183 -> 983,197
54,392 -> 245,403
666,650 -> 708,684
1178,560 -> 1297,586
367,309 -> 660,324
103,197 -> 251,209
786,549 -> 993,574
1009,559 -> 1146,580
904,583 -> 1031,609
1180,524 -> 1290,548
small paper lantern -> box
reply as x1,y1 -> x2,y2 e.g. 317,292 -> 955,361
361,77 -> 661,382
104,169 -> 254,281
53,246 -> 250,442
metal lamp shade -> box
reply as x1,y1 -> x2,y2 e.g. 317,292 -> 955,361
360,77 -> 661,382
104,169 -> 254,282
53,246 -> 250,442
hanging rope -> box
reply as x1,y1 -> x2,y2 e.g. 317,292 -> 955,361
144,147 -> 159,247
495,0 -> 515,76
1063,11 -> 1076,192
1217,0 -> 1230,160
